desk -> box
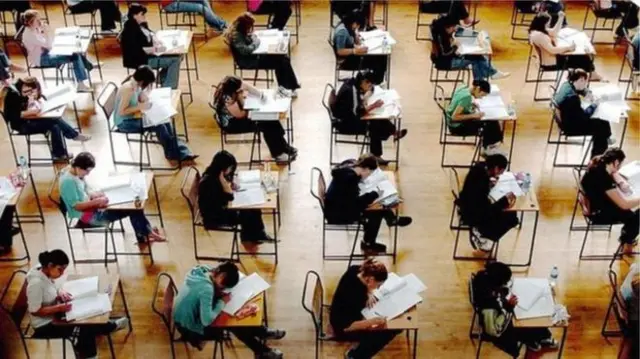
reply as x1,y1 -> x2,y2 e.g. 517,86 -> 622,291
51,26 -> 103,83
212,293 -> 267,328
252,30 -> 291,55
154,30 -> 197,103
0,171 -> 41,262
557,27 -> 596,56
477,86 -> 517,169
359,30 -> 394,86
362,88 -> 403,169
245,88 -> 295,148
456,29 -> 493,56
383,307 -> 419,358
513,301 -> 569,359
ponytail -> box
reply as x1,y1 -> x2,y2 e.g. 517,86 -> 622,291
38,249 -> 69,268
587,147 -> 625,171
359,258 -> 388,282
21,9 -> 39,28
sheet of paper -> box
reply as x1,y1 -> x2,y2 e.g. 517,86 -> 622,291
253,31 -> 286,54
591,102 -> 625,124
512,278 -> 555,320
402,273 -> 427,294
232,188 -> 266,207
62,276 -> 98,300
362,285 -> 422,320
237,170 -> 261,184
99,174 -> 131,191
157,30 -> 188,51
481,106 -> 510,120
244,90 -> 291,113
103,173 -> 147,205
143,102 -> 176,127
66,293 -> 112,321
374,273 -> 404,299
590,84 -> 624,102
619,161 -> 640,181
512,279 -> 545,311
367,87 -> 400,106
56,27 -> 80,36
366,103 -> 401,118
40,85 -> 75,113
557,28 -> 595,55
0,177 -> 17,199
489,172 -> 524,201
223,273 -> 270,315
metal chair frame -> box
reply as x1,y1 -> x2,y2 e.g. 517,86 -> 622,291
548,98 -> 593,169
301,270 -> 335,359
510,2 -> 538,41
582,0 -> 623,45
617,41 -> 640,101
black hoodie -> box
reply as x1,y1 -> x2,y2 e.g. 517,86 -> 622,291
324,161 -> 378,224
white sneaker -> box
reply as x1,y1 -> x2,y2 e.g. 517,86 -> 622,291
72,134 -> 91,142
490,71 -> 511,80
471,234 -> 494,252
481,144 -> 506,157
113,317 -> 129,332
274,153 -> 290,163
77,82 -> 92,92
277,86 -> 293,97
607,137 -> 617,145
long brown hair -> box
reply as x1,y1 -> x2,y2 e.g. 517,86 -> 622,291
213,75 -> 243,112
225,12 -> 255,42
15,77 -> 43,99
587,147 -> 626,171
359,258 -> 388,282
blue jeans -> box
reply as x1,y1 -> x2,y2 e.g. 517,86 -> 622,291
163,0 -> 227,31
147,56 -> 181,89
40,51 -> 92,82
87,209 -> 151,242
116,119 -> 192,161
18,118 -> 78,157
451,55 -> 497,81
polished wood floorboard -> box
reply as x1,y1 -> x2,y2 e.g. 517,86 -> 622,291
0,1 -> 638,358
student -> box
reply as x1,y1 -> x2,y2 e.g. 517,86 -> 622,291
553,69 -> 614,158
595,0 -> 639,40
472,262 -> 558,357
28,250 -> 128,359
248,0 -> 292,31
332,0 -> 378,29
332,71 -> 407,165
431,15 -> 509,81
324,155 -> 412,253
458,154 -> 519,252
330,258 -> 401,359
161,0 -> 227,34
225,13 -> 300,96
580,148 -> 640,246
59,152 -> 167,244
120,3 -> 182,89
66,0 -> 122,33
333,10 -> 387,85
528,12 -> 606,81
0,0 -> 31,31
446,79 -> 504,156
0,49 -> 26,84
173,262 -> 285,359
21,10 -> 95,91
620,263 -> 639,359
213,75 -> 296,163
419,0 -> 478,27
0,77 -> 90,161
198,150 -> 274,243
115,65 -> 196,163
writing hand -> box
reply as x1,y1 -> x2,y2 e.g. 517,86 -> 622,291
57,290 -> 73,303
558,11 -> 565,18
355,46 -> 368,55
476,111 -> 485,120
372,99 -> 384,109
507,295 -> 518,307
366,294 -> 378,309
369,317 -> 387,328
98,197 -> 109,208
221,293 -> 231,304
59,303 -> 73,313
506,192 -> 516,207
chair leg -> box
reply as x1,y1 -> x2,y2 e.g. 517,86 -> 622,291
347,223 -> 361,267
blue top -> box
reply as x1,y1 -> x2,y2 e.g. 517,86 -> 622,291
59,168 -> 89,219
173,265 -> 225,335
113,87 -> 141,127
333,23 -> 354,51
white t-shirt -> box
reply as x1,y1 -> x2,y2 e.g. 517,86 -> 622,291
26,267 -> 59,328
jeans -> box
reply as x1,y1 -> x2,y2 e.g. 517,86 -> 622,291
450,55 -> 497,81
591,209 -> 640,244
476,212 -> 519,242
69,0 -> 121,31
116,119 -> 192,161
258,55 -> 300,90
40,51 -> 92,82
18,118 -> 78,157
340,329 -> 402,359
257,0 -> 293,30
362,210 -> 396,244
449,120 -> 503,148
163,0 -> 227,31
225,118 -> 289,158
147,56 -> 182,89
85,209 -> 152,242
33,321 -> 117,358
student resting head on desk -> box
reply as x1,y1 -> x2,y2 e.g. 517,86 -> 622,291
553,69 -> 614,159
620,263 -> 639,359
114,65 -> 197,163
324,154 -> 412,253
224,12 -> 300,97
198,150 -> 274,243
330,258 -> 401,359
581,148 -> 640,247
430,15 -> 509,81
333,10 -> 387,85
446,79 -> 504,157
58,152 -> 167,244
213,75 -> 297,163
0,77 -> 90,162
419,0 -> 479,27
173,262 -> 286,359
458,154 -> 519,252
471,262 -> 558,357
27,249 -> 128,359
331,70 -> 407,165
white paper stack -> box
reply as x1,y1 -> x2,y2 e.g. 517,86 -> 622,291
489,172 -> 524,201
236,170 -> 262,191
367,87 -> 401,107
62,276 -> 112,322
223,273 -> 270,315
0,177 -> 17,199
360,30 -> 396,54
143,87 -> 176,127
619,160 -> 640,197
512,278 -> 555,320
253,30 -> 287,54
557,28 -> 595,55
156,30 -> 188,52
362,272 -> 426,320
583,84 -> 630,124
232,188 -> 266,207
477,93 -> 510,120
100,172 -> 148,205
62,276 -> 99,300
359,169 -> 399,206
40,84 -> 76,113
245,89 -> 291,121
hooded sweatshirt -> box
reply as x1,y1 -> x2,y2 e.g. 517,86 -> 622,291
26,266 -> 59,328
324,161 -> 378,224
173,265 -> 225,335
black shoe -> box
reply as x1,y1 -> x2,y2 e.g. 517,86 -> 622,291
387,216 -> 412,227
287,146 -> 298,156
264,328 -> 286,340
10,226 -> 20,236
376,157 -> 390,166
360,241 -> 387,253
181,154 -> 199,162
394,129 -> 408,141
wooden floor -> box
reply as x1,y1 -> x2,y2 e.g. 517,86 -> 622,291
1,1 -> 638,358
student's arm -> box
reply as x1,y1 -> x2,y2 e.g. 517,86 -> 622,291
27,281 -> 70,317
241,82 -> 262,97
563,94 -> 593,122
60,175 -> 105,212
232,32 -> 259,56
225,98 -> 249,119
481,308 -> 512,337
116,87 -> 146,118
451,104 -> 483,121
343,317 -> 386,332
534,32 -> 574,54
200,286 -> 223,327
605,188 -> 640,210
546,11 -> 565,36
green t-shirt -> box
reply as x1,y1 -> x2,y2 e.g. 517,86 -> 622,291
446,86 -> 474,128
59,169 -> 90,219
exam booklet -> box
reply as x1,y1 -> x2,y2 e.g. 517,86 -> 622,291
359,169 -> 400,206
62,276 -> 112,321
511,278 -> 555,320
223,273 -> 270,315
362,272 -> 426,320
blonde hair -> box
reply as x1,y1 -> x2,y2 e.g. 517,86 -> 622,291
21,9 -> 40,27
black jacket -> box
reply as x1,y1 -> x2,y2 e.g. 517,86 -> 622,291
0,85 -> 28,131
329,265 -> 368,336
553,82 -> 596,134
332,78 -> 365,125
198,173 -> 236,229
457,162 -> 509,226
120,20 -> 153,69
430,19 -> 458,69
324,162 -> 378,224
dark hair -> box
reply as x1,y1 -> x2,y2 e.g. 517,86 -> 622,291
343,9 -> 366,29
133,65 -> 156,89
472,80 -> 491,94
430,15 -> 458,58
215,261 -> 240,288
483,262 -> 512,288
226,12 -> 255,41
38,249 -> 69,267
71,152 -> 96,170
127,3 -> 147,19
204,150 -> 237,178
355,154 -> 378,171
587,147 -> 625,170
355,70 -> 376,86
15,76 -> 43,100
485,154 -> 508,170
567,69 -> 589,82
213,75 -> 243,112
528,13 -> 550,34
359,258 -> 388,282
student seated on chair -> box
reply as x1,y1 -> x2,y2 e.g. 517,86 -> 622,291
115,65 -> 196,163
199,150 -> 274,243
27,250 -> 129,359
121,3 -> 182,90
66,0 -> 122,34
324,155 -> 412,253
553,69 -> 614,158
594,0 -> 639,40
0,77 -> 90,162
225,13 -> 300,96
431,15 -> 509,81
161,0 -> 227,35
59,152 -> 167,244
333,10 -> 387,85
21,10 -> 95,91
458,154 -> 519,253
471,262 -> 558,357
446,79 -> 504,157
213,75 -> 297,163
332,0 -> 379,30
248,0 -> 292,31
621,263 -> 639,359
580,148 -> 640,246
0,205 -> 18,255
419,0 -> 478,27
173,262 -> 286,359
332,71 -> 407,165
330,258 -> 401,359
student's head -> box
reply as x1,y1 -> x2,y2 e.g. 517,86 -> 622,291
353,154 -> 378,179
343,10 -> 365,32
71,152 -> 96,179
133,65 -> 156,90
471,80 -> 491,99
528,13 -> 550,34
21,9 -> 42,28
440,15 -> 459,36
588,147 -> 626,174
16,77 -> 42,100
204,150 -> 237,178
485,154 -> 509,178
355,71 -> 376,93
567,69 -> 589,91
38,250 -> 69,279
483,262 -> 512,290
358,259 -> 388,292
211,261 -> 240,290
127,3 -> 148,25
216,75 -> 243,102
231,13 -> 255,36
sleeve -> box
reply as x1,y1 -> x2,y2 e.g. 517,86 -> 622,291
330,281 -> 364,332
357,192 -> 379,211
481,308 -> 512,337
458,92 -> 473,113
232,32 -> 258,56
198,286 -> 222,326
27,280 -> 45,314
334,28 -> 350,51
60,177 -> 83,211
584,103 -> 598,118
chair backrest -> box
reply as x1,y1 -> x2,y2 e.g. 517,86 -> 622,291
0,270 -> 29,330
301,270 -> 325,338
97,82 -> 119,124
468,273 -> 477,309
447,168 -> 461,200
624,41 -> 637,65
607,269 -> 631,330
550,94 -> 563,126
151,272 -> 179,340
576,186 -> 592,218
180,166 -> 202,223
310,167 -> 327,211
321,83 -> 338,123
434,85 -> 448,113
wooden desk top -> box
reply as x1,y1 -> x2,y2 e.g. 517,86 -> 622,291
229,172 -> 279,211
53,273 -> 120,326
154,30 -> 193,56
1,172 -> 25,207
211,293 -> 265,328
366,171 -> 398,211
506,185 -> 540,213
108,172 -> 155,210
384,306 -> 419,330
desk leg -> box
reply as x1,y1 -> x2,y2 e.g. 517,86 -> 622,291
180,94 -> 188,142
507,120 -> 516,171
30,172 -> 45,224
119,279 -> 134,334
107,334 -> 116,359
557,326 -> 568,359
273,209 -> 278,265
190,34 -> 200,81
619,117 -> 627,148
152,177 -> 165,229
412,329 -> 418,359
392,207 -> 399,264
263,293 -> 269,327
526,211 -> 539,267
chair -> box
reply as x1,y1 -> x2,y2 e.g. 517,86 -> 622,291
227,40 -> 274,88
510,1 -> 538,41
548,97 -> 593,169
429,23 -> 471,98
618,41 -> 639,101
415,1 -> 449,41
328,27 -> 362,88
158,1 -> 207,39
0,110 -> 61,169
246,0 -> 274,30
15,27 -> 65,87
61,0 -> 98,34
582,0 -> 623,45
525,44 -> 563,102
180,166 -> 241,262
152,272 -> 227,359
301,270 -> 334,359
0,8 -> 18,48
601,268 -> 632,338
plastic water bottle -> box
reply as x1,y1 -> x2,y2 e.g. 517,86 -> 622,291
522,173 -> 531,193
549,265 -> 559,289
18,156 -> 28,181
75,34 -> 82,50
382,36 -> 389,53
507,101 -> 517,118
